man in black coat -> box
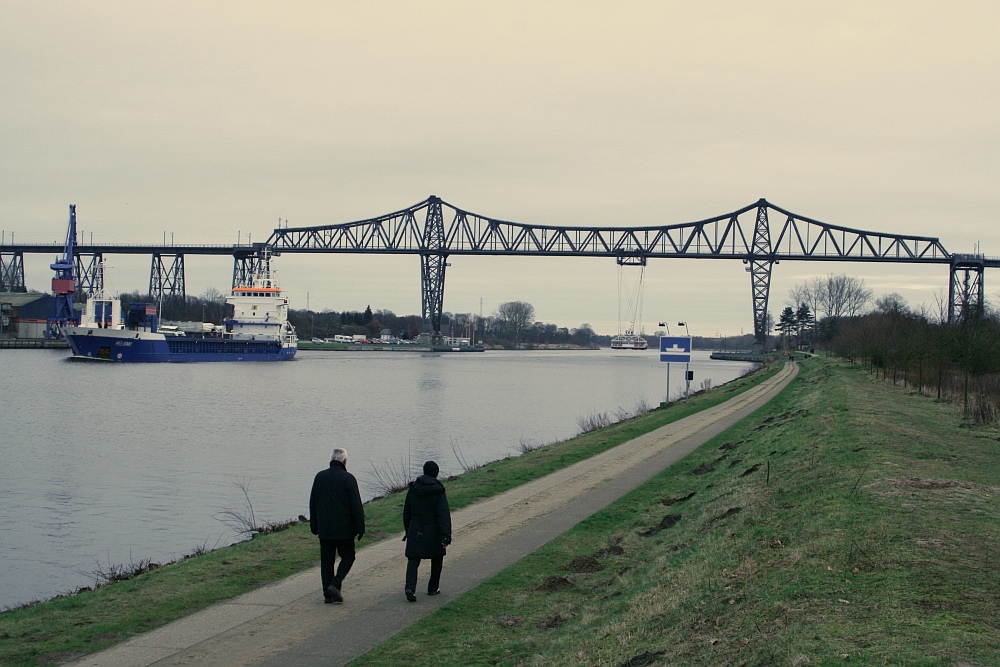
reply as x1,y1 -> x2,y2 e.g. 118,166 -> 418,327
403,460 -> 452,601
309,447 -> 365,604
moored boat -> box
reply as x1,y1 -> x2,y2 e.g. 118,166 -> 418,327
61,261 -> 297,362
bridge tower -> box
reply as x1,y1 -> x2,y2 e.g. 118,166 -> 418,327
75,253 -> 104,295
421,196 -> 447,336
745,200 -> 774,346
0,251 -> 26,292
948,254 -> 985,322
149,253 -> 186,302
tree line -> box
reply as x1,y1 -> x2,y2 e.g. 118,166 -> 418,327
115,289 -> 598,347
776,273 -> 1000,424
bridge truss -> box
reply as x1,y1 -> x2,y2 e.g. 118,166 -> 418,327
267,196 -> 964,340
2,197 -> 994,340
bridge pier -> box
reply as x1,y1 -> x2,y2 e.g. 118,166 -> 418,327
747,202 -> 774,346
232,250 -> 269,288
149,253 -> 186,302
421,196 -> 447,335
0,251 -> 26,292
75,253 -> 104,295
949,255 -> 985,322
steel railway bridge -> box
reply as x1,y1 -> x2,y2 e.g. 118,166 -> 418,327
1,196 -> 996,341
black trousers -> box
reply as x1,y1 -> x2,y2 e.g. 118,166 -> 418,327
320,538 -> 356,591
406,556 -> 443,593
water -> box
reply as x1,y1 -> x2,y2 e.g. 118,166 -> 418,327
0,347 -> 754,609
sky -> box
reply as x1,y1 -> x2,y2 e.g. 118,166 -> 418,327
2,1 -> 998,337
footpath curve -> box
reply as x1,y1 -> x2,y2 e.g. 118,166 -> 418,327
71,361 -> 798,667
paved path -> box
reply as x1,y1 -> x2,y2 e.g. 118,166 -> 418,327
71,362 -> 797,667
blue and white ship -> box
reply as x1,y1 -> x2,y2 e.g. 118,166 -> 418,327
61,262 -> 297,362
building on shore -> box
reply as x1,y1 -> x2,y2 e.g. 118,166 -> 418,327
0,293 -> 59,340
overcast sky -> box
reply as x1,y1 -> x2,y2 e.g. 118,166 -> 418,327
2,1 -> 998,336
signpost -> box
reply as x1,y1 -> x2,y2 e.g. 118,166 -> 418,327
659,336 -> 692,403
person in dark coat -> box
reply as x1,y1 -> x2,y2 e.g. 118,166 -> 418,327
309,447 -> 365,604
402,460 -> 452,601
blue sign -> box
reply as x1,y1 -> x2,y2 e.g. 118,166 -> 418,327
659,336 -> 691,363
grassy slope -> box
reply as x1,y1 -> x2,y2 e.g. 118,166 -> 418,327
355,357 -> 1000,667
0,364 -> 780,667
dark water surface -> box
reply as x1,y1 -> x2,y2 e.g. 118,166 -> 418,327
0,347 -> 753,608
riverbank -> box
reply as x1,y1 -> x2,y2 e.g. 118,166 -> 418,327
359,355 -> 1000,666
0,338 -> 67,349
0,363 -> 781,666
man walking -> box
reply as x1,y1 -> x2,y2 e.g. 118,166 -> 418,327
310,447 -> 365,604
403,460 -> 452,601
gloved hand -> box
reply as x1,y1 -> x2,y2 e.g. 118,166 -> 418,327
356,532 -> 364,541
402,534 -> 407,542
442,536 -> 451,546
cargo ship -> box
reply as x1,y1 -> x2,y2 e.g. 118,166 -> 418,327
61,262 -> 297,362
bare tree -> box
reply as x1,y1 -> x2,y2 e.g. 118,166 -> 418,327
494,301 -> 535,344
788,277 -> 822,321
816,274 -> 873,319
875,292 -> 909,315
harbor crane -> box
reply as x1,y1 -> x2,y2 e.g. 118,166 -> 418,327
46,204 -> 79,337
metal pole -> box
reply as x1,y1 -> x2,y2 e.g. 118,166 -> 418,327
685,361 -> 690,401
666,363 -> 670,403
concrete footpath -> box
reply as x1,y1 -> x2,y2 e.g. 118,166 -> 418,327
70,362 -> 797,667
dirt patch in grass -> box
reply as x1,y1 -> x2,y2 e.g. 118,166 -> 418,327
594,546 -> 624,558
536,614 -> 568,629
533,576 -> 574,592
619,651 -> 667,666
688,463 -> 715,475
660,491 -> 696,506
740,463 -> 761,477
559,556 -> 604,573
639,514 -> 682,537
709,507 -> 741,524
494,614 -> 523,627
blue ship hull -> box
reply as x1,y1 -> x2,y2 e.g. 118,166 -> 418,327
64,332 -> 296,362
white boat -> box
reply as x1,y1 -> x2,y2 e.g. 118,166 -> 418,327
610,329 -> 649,350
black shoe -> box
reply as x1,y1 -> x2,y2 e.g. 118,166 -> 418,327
326,584 -> 343,603
405,589 -> 416,602
427,589 -> 441,596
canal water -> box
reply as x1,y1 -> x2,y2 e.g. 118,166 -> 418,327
0,348 -> 754,609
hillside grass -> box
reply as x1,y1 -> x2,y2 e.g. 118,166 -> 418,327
354,356 -> 1000,666
0,363 -> 779,667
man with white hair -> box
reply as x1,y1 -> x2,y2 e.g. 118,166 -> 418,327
309,447 -> 365,604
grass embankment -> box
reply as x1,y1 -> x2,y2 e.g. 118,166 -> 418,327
356,356 -> 1000,666
0,364 -> 780,666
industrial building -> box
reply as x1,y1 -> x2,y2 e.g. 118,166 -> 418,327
0,293 -> 63,341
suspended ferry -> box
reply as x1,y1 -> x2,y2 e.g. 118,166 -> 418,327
61,259 -> 297,362
610,328 -> 649,350
610,256 -> 649,350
